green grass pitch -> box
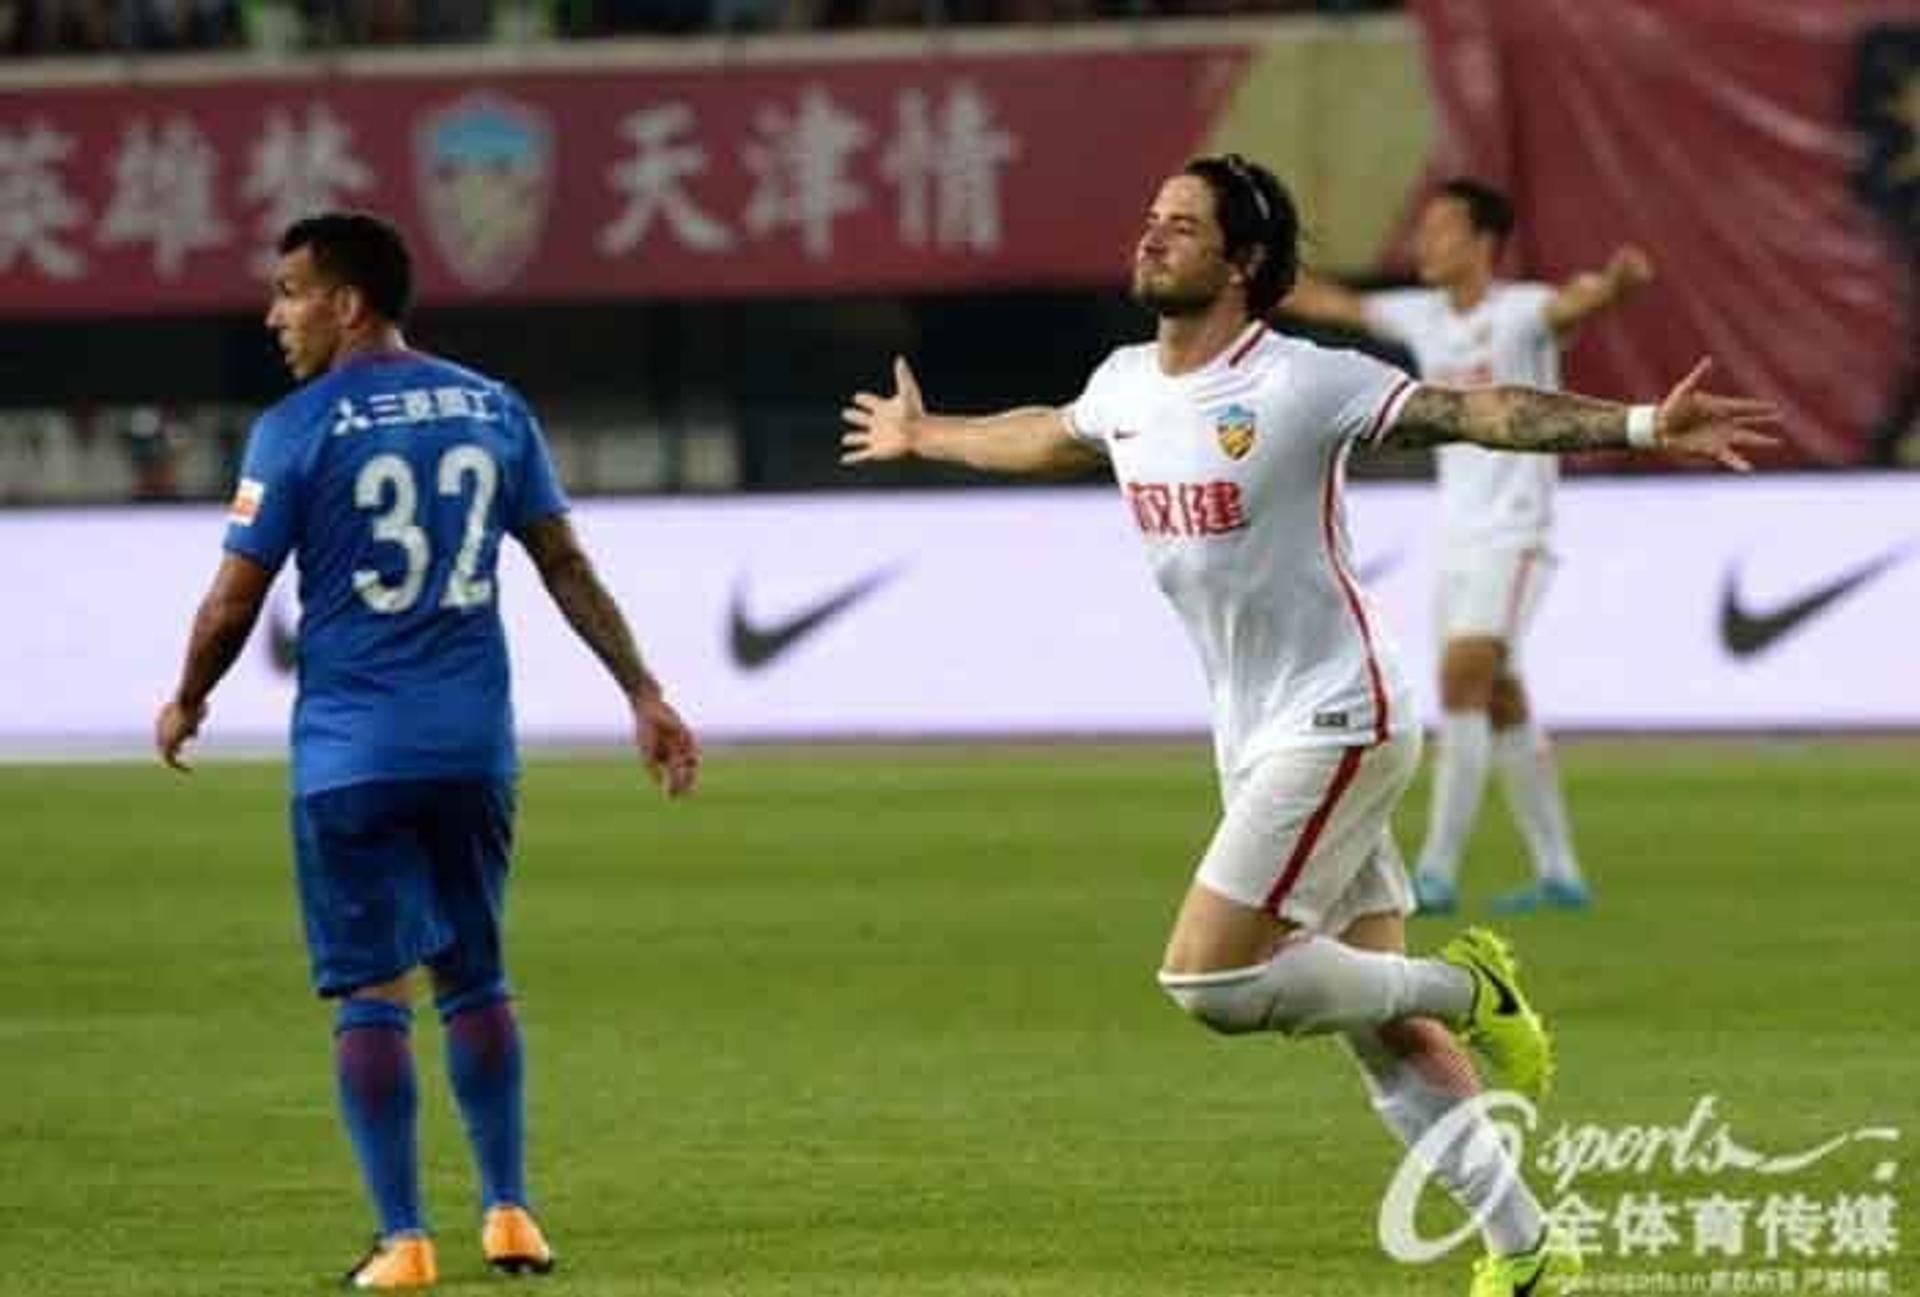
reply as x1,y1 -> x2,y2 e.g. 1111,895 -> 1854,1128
1,741 -> 1912,1295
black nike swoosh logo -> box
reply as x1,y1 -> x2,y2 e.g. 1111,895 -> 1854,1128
728,565 -> 901,670
1486,968 -> 1519,1016
1469,955 -> 1520,1016
1720,544 -> 1914,658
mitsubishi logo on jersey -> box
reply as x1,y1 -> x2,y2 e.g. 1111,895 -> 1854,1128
332,398 -> 372,437
1126,481 -> 1248,538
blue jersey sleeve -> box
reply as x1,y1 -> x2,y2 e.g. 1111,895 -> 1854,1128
507,395 -> 569,536
223,411 -> 302,572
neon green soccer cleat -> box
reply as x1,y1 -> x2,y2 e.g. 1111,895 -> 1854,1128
1468,1234 -> 1583,1296
1439,927 -> 1555,1101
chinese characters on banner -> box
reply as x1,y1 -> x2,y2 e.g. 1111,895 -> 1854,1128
0,120 -> 88,279
1542,1190 -> 1899,1264
0,48 -> 1247,314
0,106 -> 368,285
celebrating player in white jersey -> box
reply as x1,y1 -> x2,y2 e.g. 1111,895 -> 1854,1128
840,154 -> 1772,1297
1286,179 -> 1655,915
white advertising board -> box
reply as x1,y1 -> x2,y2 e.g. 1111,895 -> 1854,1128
1,474 -> 1914,753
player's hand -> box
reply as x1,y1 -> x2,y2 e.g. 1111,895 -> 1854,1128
155,696 -> 207,773
1608,244 -> 1655,291
1651,357 -> 1782,472
632,690 -> 699,798
840,357 -> 925,466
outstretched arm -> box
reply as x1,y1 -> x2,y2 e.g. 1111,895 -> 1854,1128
519,514 -> 698,796
156,552 -> 275,772
1543,245 -> 1655,340
1380,358 -> 1780,470
840,358 -> 1106,477
1278,271 -> 1373,332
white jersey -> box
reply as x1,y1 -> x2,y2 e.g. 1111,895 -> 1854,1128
1067,322 -> 1418,780
1366,283 -> 1560,552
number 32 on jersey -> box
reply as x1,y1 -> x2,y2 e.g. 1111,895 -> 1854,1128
353,444 -> 498,614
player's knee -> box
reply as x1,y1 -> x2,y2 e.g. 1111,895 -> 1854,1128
335,995 -> 412,1036
1439,639 -> 1504,710
432,973 -> 509,1024
1156,963 -> 1331,1039
1158,970 -> 1269,1035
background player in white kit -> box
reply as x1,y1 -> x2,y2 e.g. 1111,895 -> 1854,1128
1286,179 -> 1655,914
840,155 -> 1772,1297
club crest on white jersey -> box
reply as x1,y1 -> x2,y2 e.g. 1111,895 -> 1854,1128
1215,402 -> 1257,460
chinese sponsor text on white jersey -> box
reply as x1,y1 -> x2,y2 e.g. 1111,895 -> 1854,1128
1366,283 -> 1560,552
1067,323 -> 1417,780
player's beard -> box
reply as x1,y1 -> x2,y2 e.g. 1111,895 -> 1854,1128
285,344 -> 323,380
282,328 -> 338,380
1131,268 -> 1223,318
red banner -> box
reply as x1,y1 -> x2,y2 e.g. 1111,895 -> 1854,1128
0,46 -> 1248,316
1408,0 -> 1919,465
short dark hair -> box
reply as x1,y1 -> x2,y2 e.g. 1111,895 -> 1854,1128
1436,177 -> 1515,246
1183,154 -> 1301,317
278,211 -> 413,323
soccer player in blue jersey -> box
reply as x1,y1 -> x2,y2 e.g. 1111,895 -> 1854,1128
154,211 -> 699,1289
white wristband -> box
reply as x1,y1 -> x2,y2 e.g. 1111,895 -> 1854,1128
1626,404 -> 1660,449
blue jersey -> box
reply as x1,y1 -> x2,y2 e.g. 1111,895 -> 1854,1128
225,350 -> 568,796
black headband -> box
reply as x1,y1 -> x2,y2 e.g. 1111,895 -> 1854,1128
1222,154 -> 1272,226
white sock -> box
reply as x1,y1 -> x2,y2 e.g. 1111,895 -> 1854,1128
1159,935 -> 1474,1037
1415,711 -> 1493,884
1494,722 -> 1583,885
1346,1029 -> 1546,1257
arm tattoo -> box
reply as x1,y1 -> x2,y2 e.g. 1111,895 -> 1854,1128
543,551 -> 658,698
1382,385 -> 1629,455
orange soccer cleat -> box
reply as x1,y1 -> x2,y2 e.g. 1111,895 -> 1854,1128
482,1204 -> 556,1276
344,1234 -> 438,1289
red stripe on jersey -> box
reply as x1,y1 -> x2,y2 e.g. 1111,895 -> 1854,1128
1362,377 -> 1416,446
1503,546 -> 1542,639
1226,324 -> 1268,368
1322,443 -> 1390,743
1264,745 -> 1365,914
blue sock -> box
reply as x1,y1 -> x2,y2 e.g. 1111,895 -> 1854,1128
439,983 -> 527,1209
334,998 -> 425,1237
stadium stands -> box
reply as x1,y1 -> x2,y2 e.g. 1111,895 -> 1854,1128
1,0 -> 1401,54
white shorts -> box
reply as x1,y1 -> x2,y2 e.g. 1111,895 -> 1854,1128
1195,730 -> 1421,934
1438,544 -> 1555,658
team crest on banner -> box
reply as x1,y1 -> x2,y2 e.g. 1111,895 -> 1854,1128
1215,403 -> 1257,460
414,94 -> 554,292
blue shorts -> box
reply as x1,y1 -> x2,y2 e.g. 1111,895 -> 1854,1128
291,777 -> 515,998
